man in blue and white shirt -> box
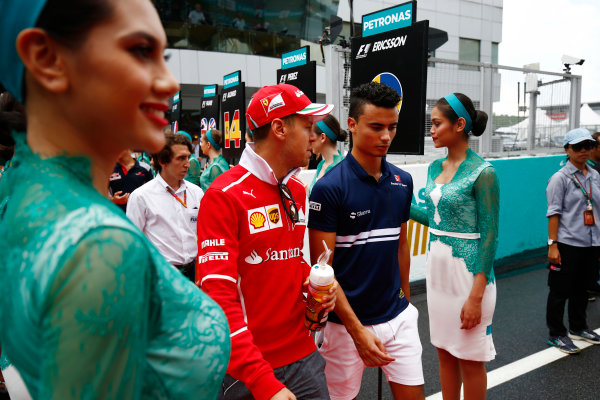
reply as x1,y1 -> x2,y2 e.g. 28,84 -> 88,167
308,82 -> 424,400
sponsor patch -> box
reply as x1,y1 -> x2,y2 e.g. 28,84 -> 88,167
109,173 -> 121,181
267,93 -> 285,113
201,238 -> 225,249
198,252 -> 229,263
394,175 -> 401,182
248,204 -> 283,234
295,89 -> 304,97
309,201 -> 321,211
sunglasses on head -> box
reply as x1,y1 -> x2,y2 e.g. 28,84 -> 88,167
278,182 -> 299,223
570,141 -> 597,151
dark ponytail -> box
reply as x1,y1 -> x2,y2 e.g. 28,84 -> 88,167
435,93 -> 488,137
0,92 -> 26,162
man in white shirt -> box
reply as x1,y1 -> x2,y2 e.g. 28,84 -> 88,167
127,133 -> 203,281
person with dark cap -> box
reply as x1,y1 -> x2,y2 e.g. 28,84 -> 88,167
546,127 -> 600,354
0,0 -> 229,398
197,84 -> 337,400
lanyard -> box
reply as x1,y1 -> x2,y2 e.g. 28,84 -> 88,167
571,173 -> 592,204
166,187 -> 187,208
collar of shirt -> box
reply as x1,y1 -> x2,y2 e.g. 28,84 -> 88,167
346,152 -> 390,183
238,142 -> 301,185
564,160 -> 593,182
156,173 -> 187,195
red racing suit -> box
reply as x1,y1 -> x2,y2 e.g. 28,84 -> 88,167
196,145 -> 314,400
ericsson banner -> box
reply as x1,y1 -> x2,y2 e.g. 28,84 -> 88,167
351,19 -> 428,155
277,46 -> 317,102
200,84 -> 219,135
221,70 -> 245,162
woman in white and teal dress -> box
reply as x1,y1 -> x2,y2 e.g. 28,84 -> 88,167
0,0 -> 230,398
308,114 -> 346,193
411,93 -> 499,400
199,129 -> 229,192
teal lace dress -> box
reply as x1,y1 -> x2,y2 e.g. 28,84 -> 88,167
410,149 -> 499,361
0,133 -> 230,399
308,149 -> 344,194
185,154 -> 202,186
199,154 -> 229,192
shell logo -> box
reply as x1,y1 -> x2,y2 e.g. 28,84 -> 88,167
250,212 -> 266,229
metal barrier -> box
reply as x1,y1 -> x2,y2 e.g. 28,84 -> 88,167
324,46 -> 586,162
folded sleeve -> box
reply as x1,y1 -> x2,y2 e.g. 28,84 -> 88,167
546,172 -> 565,217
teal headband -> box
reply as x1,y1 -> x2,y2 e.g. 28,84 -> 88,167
316,120 -> 337,142
176,130 -> 192,142
205,130 -> 221,151
0,0 -> 50,103
444,94 -> 472,134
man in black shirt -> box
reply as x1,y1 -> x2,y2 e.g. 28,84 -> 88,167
109,149 -> 153,212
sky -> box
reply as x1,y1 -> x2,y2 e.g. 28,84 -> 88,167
499,0 -> 600,111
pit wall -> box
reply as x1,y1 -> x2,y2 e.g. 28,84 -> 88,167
299,153 -> 565,281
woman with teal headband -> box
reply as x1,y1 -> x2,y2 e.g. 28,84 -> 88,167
410,93 -> 499,399
0,0 -> 229,399
308,114 -> 346,193
199,129 -> 229,192
176,130 -> 202,185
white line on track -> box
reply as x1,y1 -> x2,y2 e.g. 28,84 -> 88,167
425,328 -> 600,400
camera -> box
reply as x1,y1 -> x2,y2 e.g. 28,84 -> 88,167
561,54 -> 585,73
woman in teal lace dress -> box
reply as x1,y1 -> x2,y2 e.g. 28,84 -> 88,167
199,129 -> 229,192
411,93 -> 499,400
307,114 -> 346,193
0,0 -> 230,399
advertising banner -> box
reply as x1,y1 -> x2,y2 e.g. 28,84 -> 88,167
276,46 -> 317,102
362,1 -> 416,37
351,20 -> 428,155
221,71 -> 245,162
200,84 -> 219,135
169,91 -> 182,133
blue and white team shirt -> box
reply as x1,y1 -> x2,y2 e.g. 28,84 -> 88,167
308,153 -> 413,325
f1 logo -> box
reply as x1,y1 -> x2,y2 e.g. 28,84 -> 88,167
356,43 -> 371,59
279,74 -> 287,83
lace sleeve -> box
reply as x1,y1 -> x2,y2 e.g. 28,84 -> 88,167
474,166 -> 500,282
186,157 -> 202,186
42,227 -> 152,399
410,204 -> 429,226
200,163 -> 224,192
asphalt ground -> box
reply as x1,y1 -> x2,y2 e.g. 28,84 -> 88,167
357,264 -> 600,399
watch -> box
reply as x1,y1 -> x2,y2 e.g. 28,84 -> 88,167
548,239 -> 557,246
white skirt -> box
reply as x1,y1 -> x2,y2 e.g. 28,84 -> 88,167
426,239 -> 496,362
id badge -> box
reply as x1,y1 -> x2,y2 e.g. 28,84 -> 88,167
584,209 -> 595,226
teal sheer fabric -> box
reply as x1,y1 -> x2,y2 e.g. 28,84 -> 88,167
308,150 -> 344,194
185,154 -> 202,186
0,133 -> 230,399
199,154 -> 229,192
410,149 -> 500,283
